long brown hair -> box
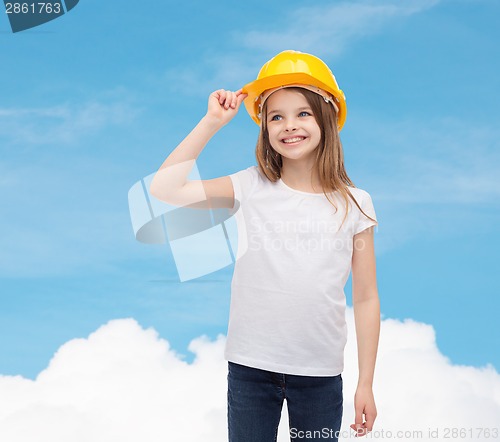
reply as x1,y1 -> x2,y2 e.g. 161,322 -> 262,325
255,87 -> 376,230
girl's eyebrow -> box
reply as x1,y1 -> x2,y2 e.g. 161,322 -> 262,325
268,106 -> 312,116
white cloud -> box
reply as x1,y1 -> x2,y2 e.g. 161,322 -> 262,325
0,311 -> 497,442
350,115 -> 500,205
239,0 -> 441,58
163,0 -> 442,97
0,98 -> 142,147
0,157 -> 137,278
162,52 -> 255,97
344,114 -> 500,254
0,319 -> 229,442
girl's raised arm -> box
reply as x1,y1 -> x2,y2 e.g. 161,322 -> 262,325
149,89 -> 247,209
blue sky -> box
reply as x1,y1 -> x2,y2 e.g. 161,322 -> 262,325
0,0 -> 498,380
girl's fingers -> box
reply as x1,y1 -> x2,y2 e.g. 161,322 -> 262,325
231,92 -> 238,109
211,89 -> 246,111
223,91 -> 231,109
231,90 -> 247,109
365,413 -> 375,431
218,89 -> 226,105
216,89 -> 230,109
237,92 -> 247,105
225,91 -> 235,109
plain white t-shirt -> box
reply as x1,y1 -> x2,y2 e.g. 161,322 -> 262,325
225,165 -> 378,376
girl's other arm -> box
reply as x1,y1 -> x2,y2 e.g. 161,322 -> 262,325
149,89 -> 247,209
350,226 -> 380,437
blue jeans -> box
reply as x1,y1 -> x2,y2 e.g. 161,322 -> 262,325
227,362 -> 343,442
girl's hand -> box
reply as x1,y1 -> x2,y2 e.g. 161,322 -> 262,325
350,385 -> 377,437
205,89 -> 247,128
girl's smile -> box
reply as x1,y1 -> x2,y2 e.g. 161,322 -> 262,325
281,136 -> 306,145
266,89 -> 321,160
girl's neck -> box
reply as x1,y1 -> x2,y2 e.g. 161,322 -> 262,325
280,161 -> 322,193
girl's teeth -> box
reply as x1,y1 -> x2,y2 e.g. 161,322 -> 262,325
283,137 -> 304,143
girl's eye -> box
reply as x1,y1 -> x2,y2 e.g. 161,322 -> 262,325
299,111 -> 311,117
270,115 -> 282,121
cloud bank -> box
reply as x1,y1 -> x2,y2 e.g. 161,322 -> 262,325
164,0 -> 442,96
240,0 -> 441,58
0,310 -> 497,442
0,96 -> 141,148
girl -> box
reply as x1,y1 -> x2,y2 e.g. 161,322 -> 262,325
150,50 -> 380,442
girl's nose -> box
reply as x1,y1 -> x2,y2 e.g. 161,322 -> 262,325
285,118 -> 298,131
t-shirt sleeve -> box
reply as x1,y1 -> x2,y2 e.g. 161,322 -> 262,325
354,189 -> 378,235
229,166 -> 259,210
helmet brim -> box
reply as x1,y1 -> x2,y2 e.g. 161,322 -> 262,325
242,72 -> 346,130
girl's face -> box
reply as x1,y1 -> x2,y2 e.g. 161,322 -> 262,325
265,88 -> 322,163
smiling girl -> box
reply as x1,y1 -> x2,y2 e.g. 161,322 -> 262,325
150,50 -> 380,442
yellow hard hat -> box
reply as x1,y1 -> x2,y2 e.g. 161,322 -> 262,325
242,50 -> 347,131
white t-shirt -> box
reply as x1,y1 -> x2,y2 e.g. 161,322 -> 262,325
225,165 -> 378,376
